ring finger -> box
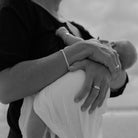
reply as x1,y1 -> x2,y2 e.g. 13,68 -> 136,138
81,80 -> 101,112
89,80 -> 109,114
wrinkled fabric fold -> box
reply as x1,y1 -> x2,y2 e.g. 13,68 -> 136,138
20,70 -> 109,138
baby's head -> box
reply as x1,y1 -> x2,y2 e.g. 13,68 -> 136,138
111,40 -> 137,70
100,40 -> 137,70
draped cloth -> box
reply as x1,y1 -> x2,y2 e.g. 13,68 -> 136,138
19,70 -> 110,138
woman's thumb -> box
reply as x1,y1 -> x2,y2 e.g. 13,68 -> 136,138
69,62 -> 84,72
69,66 -> 78,72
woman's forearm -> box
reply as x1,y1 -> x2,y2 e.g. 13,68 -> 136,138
0,38 -> 120,104
0,50 -> 76,104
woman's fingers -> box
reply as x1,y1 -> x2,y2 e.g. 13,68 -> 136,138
57,27 -> 121,76
100,47 -> 119,70
74,68 -> 93,103
81,79 -> 101,112
98,82 -> 109,107
111,50 -> 122,79
88,80 -> 109,114
56,27 -> 82,45
106,47 -> 121,72
68,60 -> 93,103
90,46 -> 120,77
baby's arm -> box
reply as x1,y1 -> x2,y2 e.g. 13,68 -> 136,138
56,27 -> 137,70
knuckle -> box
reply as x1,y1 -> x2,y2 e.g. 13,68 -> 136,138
92,91 -> 99,98
85,86 -> 91,92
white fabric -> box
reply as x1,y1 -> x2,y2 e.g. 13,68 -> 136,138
19,70 -> 110,138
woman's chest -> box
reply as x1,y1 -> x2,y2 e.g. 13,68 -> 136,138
30,29 -> 65,59
29,22 -> 81,59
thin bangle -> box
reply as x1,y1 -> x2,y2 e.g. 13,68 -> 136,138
60,49 -> 70,70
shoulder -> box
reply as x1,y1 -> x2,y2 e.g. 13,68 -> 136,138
70,21 -> 95,40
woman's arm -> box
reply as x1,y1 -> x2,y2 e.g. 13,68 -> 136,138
0,8 -> 120,105
0,42 -> 89,104
57,27 -> 128,92
0,51 -> 69,104
0,38 -> 117,104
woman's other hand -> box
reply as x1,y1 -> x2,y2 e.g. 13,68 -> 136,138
56,27 -> 121,79
69,59 -> 111,114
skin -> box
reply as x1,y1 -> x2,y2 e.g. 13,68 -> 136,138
0,0 -> 128,137
111,41 -> 137,70
26,27 -> 135,138
24,1 -> 129,137
57,27 -> 137,71
0,0 -> 120,104
57,27 -> 129,110
33,0 -> 124,112
30,0 -> 126,113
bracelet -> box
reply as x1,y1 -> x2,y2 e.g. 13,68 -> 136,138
60,49 -> 70,70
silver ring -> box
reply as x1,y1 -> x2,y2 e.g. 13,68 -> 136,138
93,85 -> 100,90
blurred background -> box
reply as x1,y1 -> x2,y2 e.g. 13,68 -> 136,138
0,0 -> 138,137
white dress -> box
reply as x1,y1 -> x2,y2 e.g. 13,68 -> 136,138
19,70 -> 110,138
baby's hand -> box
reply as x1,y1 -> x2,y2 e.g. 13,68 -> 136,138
56,27 -> 102,46
56,27 -> 83,45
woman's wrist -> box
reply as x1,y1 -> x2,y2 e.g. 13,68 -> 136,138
63,43 -> 86,66
60,49 -> 70,70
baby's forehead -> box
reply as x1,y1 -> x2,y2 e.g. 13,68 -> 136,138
115,41 -> 135,51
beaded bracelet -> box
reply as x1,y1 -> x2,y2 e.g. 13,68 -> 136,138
60,49 -> 70,70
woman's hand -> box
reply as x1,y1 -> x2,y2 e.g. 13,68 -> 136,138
69,59 -> 111,114
56,27 -> 121,79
